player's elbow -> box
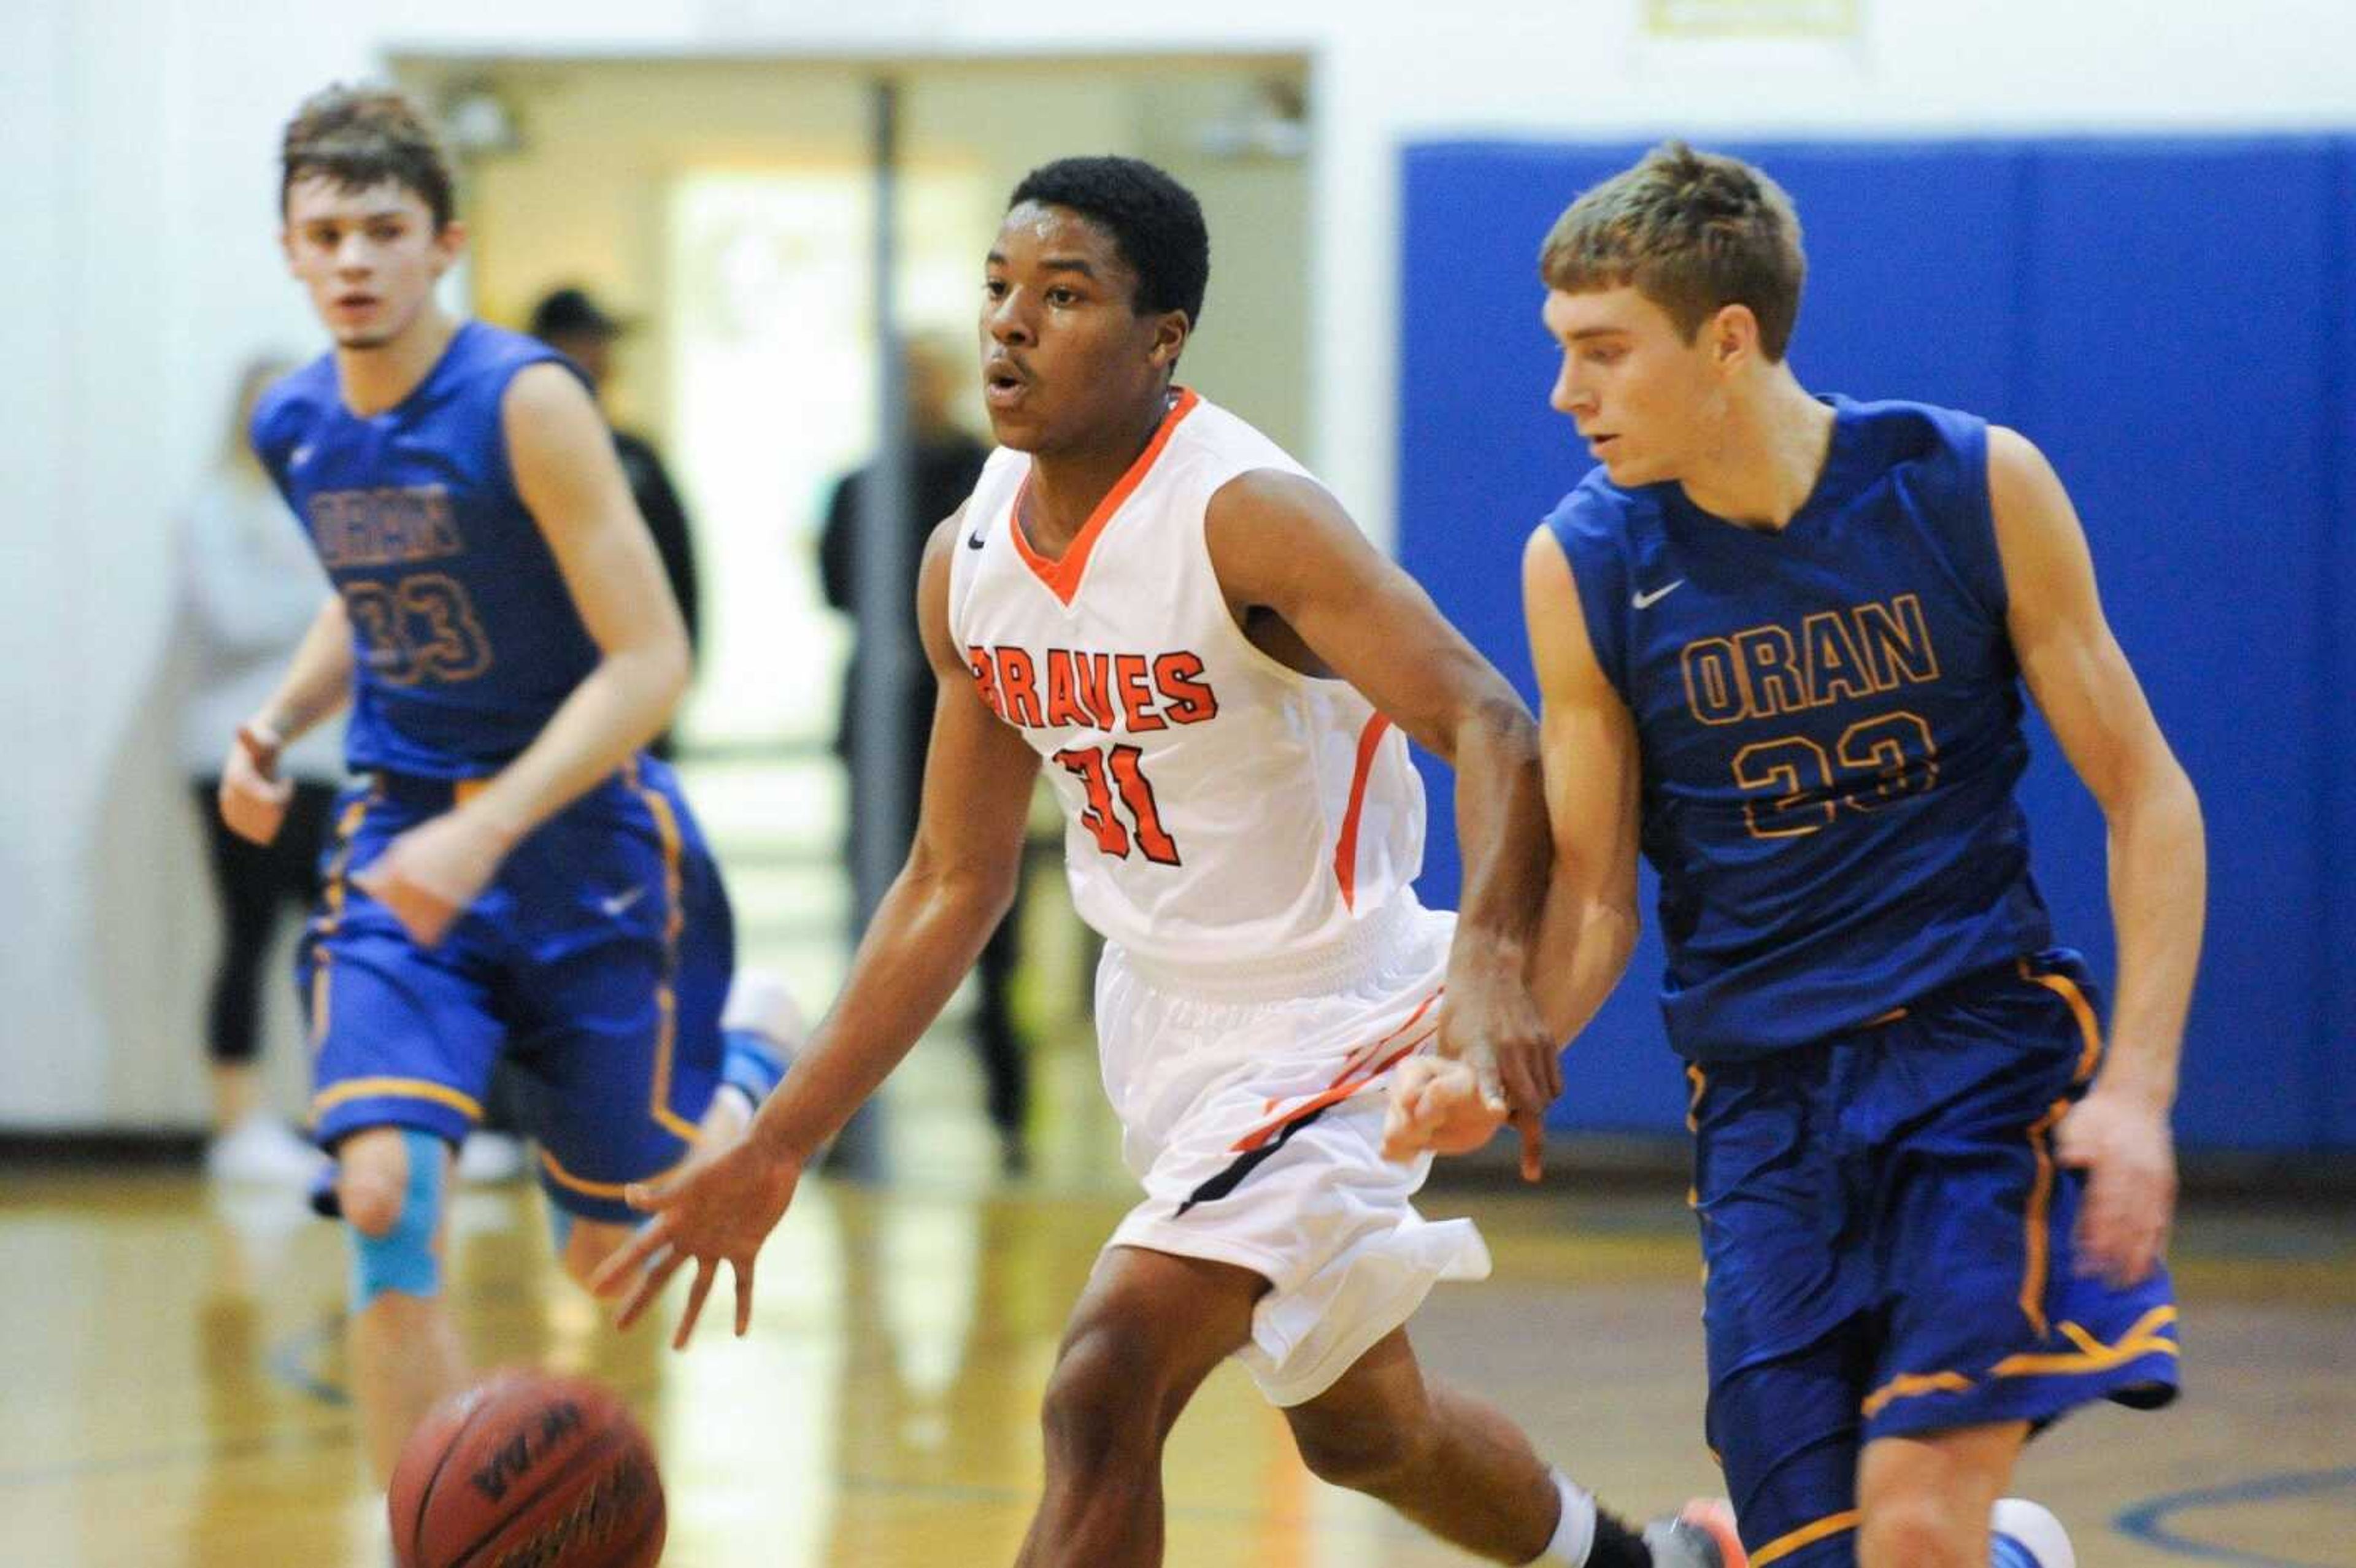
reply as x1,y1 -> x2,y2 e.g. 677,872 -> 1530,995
1433,683 -> 1539,772
2100,744 -> 2202,845
629,626 -> 693,716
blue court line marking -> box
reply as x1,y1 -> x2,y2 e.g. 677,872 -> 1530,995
2113,1466 -> 2356,1567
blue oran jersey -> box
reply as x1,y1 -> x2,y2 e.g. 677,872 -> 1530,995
250,321 -> 601,778
1546,396 -> 2054,1062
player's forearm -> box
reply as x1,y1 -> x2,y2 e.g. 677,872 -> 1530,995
1527,877 -> 1641,1045
252,596 -> 354,742
460,640 -> 688,848
745,864 -> 1018,1163
1444,693 -> 1552,982
2098,764 -> 2206,1107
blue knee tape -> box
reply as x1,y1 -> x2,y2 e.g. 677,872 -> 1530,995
721,1028 -> 788,1107
348,1128 -> 446,1308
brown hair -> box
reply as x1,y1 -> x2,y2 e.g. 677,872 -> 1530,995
279,84 -> 455,231
1538,142 -> 1806,361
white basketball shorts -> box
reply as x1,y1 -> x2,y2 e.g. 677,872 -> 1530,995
1094,894 -> 1493,1407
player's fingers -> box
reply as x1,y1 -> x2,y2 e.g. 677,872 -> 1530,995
2075,1175 -> 2129,1280
584,1224 -> 669,1290
672,1257 -> 718,1351
1515,1109 -> 1546,1183
732,1258 -> 758,1337
1475,1061 -> 1508,1118
612,1248 -> 688,1329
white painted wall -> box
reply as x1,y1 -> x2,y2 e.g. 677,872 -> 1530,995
7,0 -> 2354,1126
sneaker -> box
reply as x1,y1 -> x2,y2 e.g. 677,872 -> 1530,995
205,1113 -> 326,1186
1643,1498 -> 1747,1568
1992,1498 -> 2075,1568
455,1129 -> 529,1185
721,967 -> 807,1049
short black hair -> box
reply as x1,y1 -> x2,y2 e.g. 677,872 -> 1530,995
1007,156 -> 1209,329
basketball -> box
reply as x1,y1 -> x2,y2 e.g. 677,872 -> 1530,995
388,1369 -> 664,1568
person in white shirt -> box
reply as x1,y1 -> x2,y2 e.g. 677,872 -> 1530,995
178,355 -> 345,1183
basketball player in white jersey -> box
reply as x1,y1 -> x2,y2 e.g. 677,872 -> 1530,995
596,157 -> 1738,1568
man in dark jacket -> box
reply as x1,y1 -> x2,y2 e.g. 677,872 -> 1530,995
529,286 -> 701,758
820,337 -> 1031,1174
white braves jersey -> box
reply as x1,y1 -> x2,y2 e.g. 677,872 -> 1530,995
947,389 -> 1426,981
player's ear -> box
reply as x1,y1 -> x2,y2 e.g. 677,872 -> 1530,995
430,218 -> 470,274
1149,310 -> 1190,371
1707,303 -> 1758,374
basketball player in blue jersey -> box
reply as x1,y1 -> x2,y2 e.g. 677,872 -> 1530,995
1391,142 -> 2203,1568
217,85 -> 790,1486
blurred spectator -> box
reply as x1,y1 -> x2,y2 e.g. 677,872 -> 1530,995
179,355 -> 341,1185
528,285 -> 702,759
820,336 -> 1032,1173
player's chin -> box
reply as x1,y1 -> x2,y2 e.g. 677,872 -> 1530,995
332,322 -> 401,350
983,408 -> 1049,452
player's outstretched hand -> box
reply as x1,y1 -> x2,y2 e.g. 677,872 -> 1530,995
351,810 -> 509,948
590,1137 -> 804,1351
218,723 -> 294,845
1382,1056 -> 1509,1164
1435,977 -> 1562,1182
2055,1081 -> 2176,1287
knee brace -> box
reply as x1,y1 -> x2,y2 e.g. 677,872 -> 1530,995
347,1128 -> 446,1309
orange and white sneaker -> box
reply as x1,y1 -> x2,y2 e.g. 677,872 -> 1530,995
1642,1497 -> 1747,1568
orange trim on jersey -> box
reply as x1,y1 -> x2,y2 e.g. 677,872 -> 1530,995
308,794 -> 375,1051
2020,1097 -> 2067,1335
1007,386 -> 1201,605
1990,1305 -> 2181,1379
1229,1031 -> 1438,1155
2015,959 -> 2107,1334
2019,958 -> 2106,1083
1333,713 -> 1395,910
623,759 -> 709,1146
537,1145 -> 690,1201
1309,983 -> 1446,1100
1234,988 -> 1446,1154
1864,1004 -> 1909,1027
1750,1510 -> 1860,1567
1860,1368 -> 1975,1420
311,1076 -> 483,1122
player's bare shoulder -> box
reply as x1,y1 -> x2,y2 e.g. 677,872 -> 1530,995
915,502 -> 974,671
1202,466 -> 1379,610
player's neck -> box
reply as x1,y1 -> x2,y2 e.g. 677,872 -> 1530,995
1021,388 -> 1176,555
1675,372 -> 1834,533
334,306 -> 463,419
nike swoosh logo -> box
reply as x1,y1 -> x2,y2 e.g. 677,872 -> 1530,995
1631,579 -> 1687,610
966,529 -> 986,550
599,886 -> 648,917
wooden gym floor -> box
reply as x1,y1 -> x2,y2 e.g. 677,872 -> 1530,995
1,1128 -> 2348,1567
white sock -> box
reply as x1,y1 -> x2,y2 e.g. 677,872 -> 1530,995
1542,1469 -> 1599,1565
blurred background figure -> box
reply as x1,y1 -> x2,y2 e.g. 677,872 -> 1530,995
176,355 -> 341,1186
528,284 -> 703,759
819,334 -> 1032,1174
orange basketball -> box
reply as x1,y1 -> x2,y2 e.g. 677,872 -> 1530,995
387,1369 -> 664,1568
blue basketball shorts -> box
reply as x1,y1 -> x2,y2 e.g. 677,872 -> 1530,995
1688,950 -> 2180,1566
298,755 -> 735,1224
